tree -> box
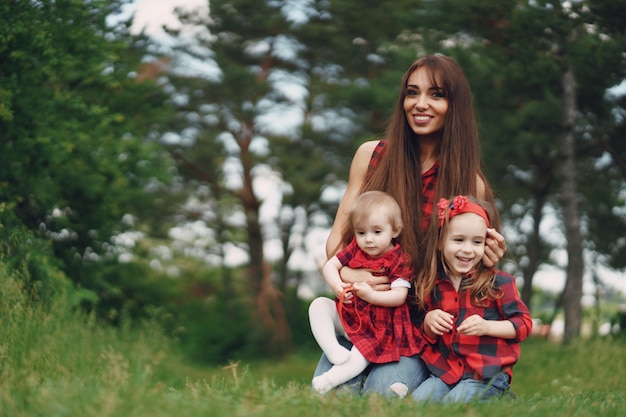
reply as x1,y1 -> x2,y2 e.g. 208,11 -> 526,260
161,0 -> 430,355
0,0 -> 176,308
163,0 -> 316,355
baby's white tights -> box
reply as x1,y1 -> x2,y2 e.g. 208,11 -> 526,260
308,297 -> 369,394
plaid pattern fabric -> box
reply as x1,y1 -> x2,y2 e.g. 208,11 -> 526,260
335,239 -> 412,276
335,239 -> 424,363
419,270 -> 532,385
367,140 -> 439,230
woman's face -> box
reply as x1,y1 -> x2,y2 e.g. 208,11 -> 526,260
403,67 -> 449,137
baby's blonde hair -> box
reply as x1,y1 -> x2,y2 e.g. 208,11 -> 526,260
349,191 -> 404,235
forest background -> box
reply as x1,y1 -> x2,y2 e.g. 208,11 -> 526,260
1,0 -> 625,366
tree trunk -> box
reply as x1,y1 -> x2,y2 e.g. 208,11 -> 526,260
559,65 -> 584,345
277,207 -> 294,293
257,262 -> 292,356
238,121 -> 264,290
238,122 -> 291,355
521,195 -> 545,307
521,162 -> 553,307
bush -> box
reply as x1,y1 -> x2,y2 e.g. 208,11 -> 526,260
0,255 -> 191,414
176,293 -> 252,364
0,225 -> 76,302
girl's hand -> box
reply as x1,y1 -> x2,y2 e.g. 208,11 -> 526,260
335,282 -> 353,302
458,315 -> 517,338
351,282 -> 374,299
457,314 -> 489,336
424,309 -> 454,336
483,228 -> 507,267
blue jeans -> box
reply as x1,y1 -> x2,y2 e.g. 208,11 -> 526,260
312,336 -> 428,397
411,372 -> 511,403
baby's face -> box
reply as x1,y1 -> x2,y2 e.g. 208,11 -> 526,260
354,214 -> 397,258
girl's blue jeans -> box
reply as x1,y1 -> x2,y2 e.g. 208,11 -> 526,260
411,372 -> 511,403
312,336 -> 428,397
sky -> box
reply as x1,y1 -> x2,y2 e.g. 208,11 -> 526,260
130,0 -> 207,38
125,0 -> 626,301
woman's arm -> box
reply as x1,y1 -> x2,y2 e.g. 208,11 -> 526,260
325,140 -> 379,258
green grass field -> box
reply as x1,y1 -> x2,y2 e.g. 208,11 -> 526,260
1,271 -> 625,417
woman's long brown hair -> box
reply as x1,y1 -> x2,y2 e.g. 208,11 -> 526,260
345,54 -> 500,291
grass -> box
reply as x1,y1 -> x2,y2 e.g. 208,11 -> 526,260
1,266 -> 625,417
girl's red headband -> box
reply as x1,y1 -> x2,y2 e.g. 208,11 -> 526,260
437,195 -> 490,228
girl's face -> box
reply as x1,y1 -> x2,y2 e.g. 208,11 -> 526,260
403,67 -> 449,137
440,213 -> 487,279
354,214 -> 398,258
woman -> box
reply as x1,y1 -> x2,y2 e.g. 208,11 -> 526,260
313,54 -> 507,397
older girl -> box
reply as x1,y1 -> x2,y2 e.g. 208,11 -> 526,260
412,196 -> 532,403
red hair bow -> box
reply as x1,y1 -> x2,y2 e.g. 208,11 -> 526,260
437,195 -> 490,228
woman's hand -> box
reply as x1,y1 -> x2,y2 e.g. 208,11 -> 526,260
483,228 -> 507,267
339,267 -> 391,291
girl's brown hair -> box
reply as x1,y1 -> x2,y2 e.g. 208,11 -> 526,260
352,54 -> 500,283
415,196 -> 501,308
